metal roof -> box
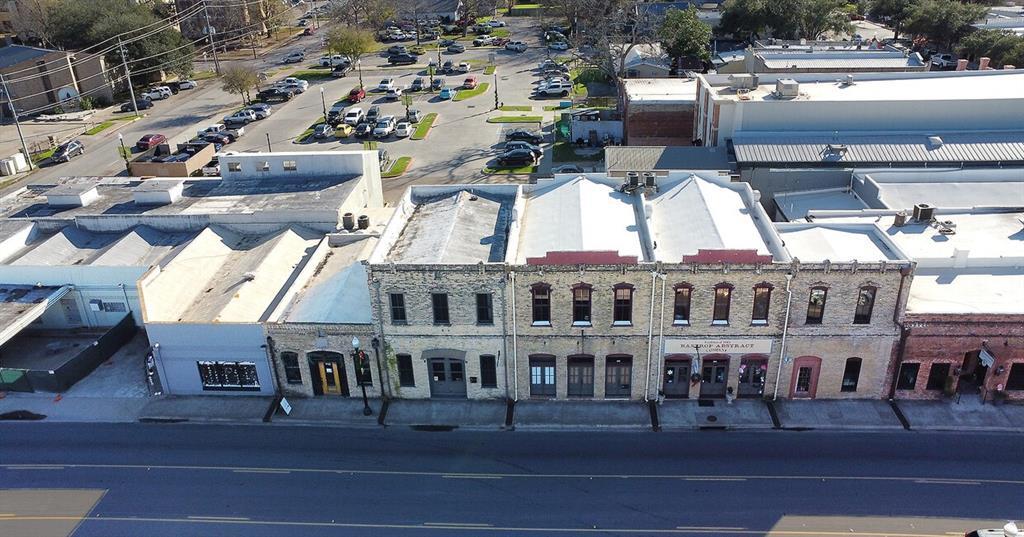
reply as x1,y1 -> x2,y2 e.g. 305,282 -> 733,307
759,54 -> 925,70
605,146 -> 732,173
732,131 -> 1024,164
0,45 -> 57,69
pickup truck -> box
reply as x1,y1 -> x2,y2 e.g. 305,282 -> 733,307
197,123 -> 226,137
223,109 -> 257,125
930,53 -> 957,69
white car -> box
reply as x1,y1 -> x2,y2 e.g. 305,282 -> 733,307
319,54 -> 349,67
343,107 -> 364,125
276,77 -> 309,93
536,80 -> 572,97
394,121 -> 413,137
283,51 -> 305,63
140,87 -> 170,100
505,41 -> 527,52
386,87 -> 403,100
373,115 -> 397,137
177,80 -> 197,90
378,78 -> 396,91
487,20 -> 506,27
455,62 -> 470,73
549,41 -> 569,51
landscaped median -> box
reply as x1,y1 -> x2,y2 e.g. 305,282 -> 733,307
486,115 -> 543,124
382,156 -> 412,178
484,65 -> 496,75
295,116 -> 326,143
83,121 -> 115,135
499,105 -> 532,112
410,113 -> 437,140
483,163 -> 537,174
452,82 -> 489,101
288,69 -> 334,82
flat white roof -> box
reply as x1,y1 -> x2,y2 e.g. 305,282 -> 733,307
776,224 -> 903,263
648,175 -> 774,261
622,78 -> 697,103
853,168 -> 1024,210
907,268 -> 1024,314
775,189 -> 867,221
283,237 -> 377,324
759,51 -> 925,70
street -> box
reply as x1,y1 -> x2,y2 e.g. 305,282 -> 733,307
0,423 -> 1020,536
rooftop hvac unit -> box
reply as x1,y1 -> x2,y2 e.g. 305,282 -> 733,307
893,211 -> 907,227
728,74 -> 758,90
642,172 -> 656,188
775,79 -> 800,98
912,203 -> 934,222
626,171 -> 640,188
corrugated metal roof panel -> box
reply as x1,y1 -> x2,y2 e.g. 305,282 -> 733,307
733,131 -> 1024,164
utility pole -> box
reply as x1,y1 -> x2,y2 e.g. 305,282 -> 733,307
249,33 -> 258,61
0,73 -> 33,171
202,0 -> 221,74
118,37 -> 140,118
266,132 -> 272,152
493,72 -> 499,110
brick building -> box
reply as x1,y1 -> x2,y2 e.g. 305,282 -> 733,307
0,44 -> 113,120
619,78 -> 697,146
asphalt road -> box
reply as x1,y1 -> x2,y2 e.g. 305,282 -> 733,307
0,423 -> 1020,537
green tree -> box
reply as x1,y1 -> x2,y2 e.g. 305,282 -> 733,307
957,29 -> 1024,66
867,0 -> 914,39
221,66 -> 259,105
903,0 -> 988,48
720,0 -> 851,40
327,27 -> 378,89
719,0 -> 769,41
658,7 -> 712,64
797,0 -> 854,40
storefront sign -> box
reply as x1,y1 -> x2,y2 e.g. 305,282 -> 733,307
664,338 -> 773,355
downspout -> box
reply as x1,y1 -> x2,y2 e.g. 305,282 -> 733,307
372,279 -> 392,398
656,273 -> 667,399
643,270 -> 658,401
510,270 -> 519,401
500,271 -> 510,401
773,273 -> 794,401
265,335 -> 284,397
887,266 -> 914,401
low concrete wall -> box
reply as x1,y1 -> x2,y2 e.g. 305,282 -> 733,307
129,143 -> 214,178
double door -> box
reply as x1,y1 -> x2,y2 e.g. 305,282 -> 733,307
663,360 -> 691,399
530,357 -> 556,397
429,357 -> 467,398
605,356 -> 632,398
700,359 -> 729,398
567,357 -> 594,397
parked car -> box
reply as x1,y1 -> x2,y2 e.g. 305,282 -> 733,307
332,64 -> 353,77
354,121 -> 373,138
245,103 -> 273,119
455,62 -> 470,73
442,60 -> 454,73
136,134 -> 167,151
202,156 -> 221,176
431,77 -> 444,90
276,77 -> 309,93
334,124 -> 354,138
473,24 -> 491,35
965,522 -> 1021,537
394,121 -> 413,137
348,87 -> 366,103
539,59 -> 569,72
447,43 -> 465,53
439,87 -> 457,100
549,41 -> 570,51
283,51 -> 305,63
406,109 -> 423,123
373,115 -> 397,137
505,128 -> 543,144
387,45 -> 408,55
505,41 -> 527,52
378,78 -> 396,91
224,109 -> 257,125
386,86 -> 403,100
552,164 -> 584,174
258,88 -> 294,102
140,88 -> 167,101
50,139 -> 84,163
120,98 -> 153,112
536,79 -> 572,97
473,35 -> 494,46
319,54 -> 349,67
505,140 -> 543,158
175,80 -> 198,90
439,38 -> 456,47
496,148 -> 537,166
410,77 -> 426,91
487,19 -> 506,27
366,105 -> 382,123
202,132 -> 232,145
327,102 -> 348,125
313,123 -> 334,139
388,53 -> 417,65
492,37 -> 509,47
343,107 -> 365,125
931,53 -> 957,69
463,75 -> 478,89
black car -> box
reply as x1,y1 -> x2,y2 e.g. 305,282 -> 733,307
354,122 -> 373,138
202,132 -> 232,145
410,77 -> 425,91
51,139 -> 85,162
430,77 -> 444,90
120,98 -> 153,112
366,105 -> 382,123
257,88 -> 294,102
505,141 -> 543,159
496,149 -> 536,166
505,129 -> 544,145
387,45 -> 408,55
331,64 -> 353,77
441,60 -> 454,73
388,53 -> 417,65
439,38 -> 456,47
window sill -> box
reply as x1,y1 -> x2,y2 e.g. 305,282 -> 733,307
611,321 -> 632,327
711,320 -> 729,326
750,320 -> 768,326
432,322 -> 451,326
673,321 -> 690,326
477,322 -> 495,326
571,321 -> 592,327
391,320 -> 408,325
531,321 -> 552,327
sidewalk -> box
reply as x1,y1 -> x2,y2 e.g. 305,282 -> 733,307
138,395 -> 272,423
272,397 -> 382,428
898,399 -> 1024,432
387,399 -> 507,430
514,400 -> 648,430
659,399 -> 773,430
774,400 -> 905,431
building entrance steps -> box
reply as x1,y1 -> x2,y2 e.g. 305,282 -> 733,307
385,399 -> 507,430
658,399 -> 774,430
773,399 -> 904,430
272,397 -> 383,428
514,400 -> 651,430
895,399 -> 1024,432
138,395 -> 272,424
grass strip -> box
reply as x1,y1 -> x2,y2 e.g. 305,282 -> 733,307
453,82 -> 489,101
410,113 -> 437,140
500,105 -> 531,111
83,121 -> 115,135
543,104 -> 569,111
289,69 -> 334,81
484,65 -> 496,75
552,142 -> 604,162
31,147 -> 55,164
484,164 -> 537,174
192,70 -> 217,81
382,156 -> 412,178
296,116 -> 326,143
486,115 -> 543,123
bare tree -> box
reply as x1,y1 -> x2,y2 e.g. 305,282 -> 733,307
12,0 -> 59,48
572,0 -> 655,80
221,66 -> 260,105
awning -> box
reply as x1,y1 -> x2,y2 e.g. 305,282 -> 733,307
979,347 -> 996,368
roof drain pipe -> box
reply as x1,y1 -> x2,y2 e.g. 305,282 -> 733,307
644,270 -> 658,402
509,270 -> 519,402
656,272 -> 667,397
773,273 -> 794,401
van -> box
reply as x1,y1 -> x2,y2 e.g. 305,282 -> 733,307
149,86 -> 172,99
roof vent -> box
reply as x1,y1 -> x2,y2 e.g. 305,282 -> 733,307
826,143 -> 848,154
131,179 -> 184,206
728,73 -> 758,90
841,74 -> 854,86
913,203 -> 934,222
642,172 -> 656,188
45,184 -> 100,208
775,78 -> 799,98
927,135 -> 943,149
626,171 -> 640,188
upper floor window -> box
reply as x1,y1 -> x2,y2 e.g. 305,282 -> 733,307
854,286 -> 876,324
612,284 -> 633,325
476,293 -> 494,325
389,293 -> 407,323
751,283 -> 772,325
531,283 -> 551,326
673,284 -> 692,325
712,284 -> 732,325
572,284 -> 592,326
431,292 -> 450,324
806,287 -> 828,325
280,351 -> 302,384
283,160 -> 297,171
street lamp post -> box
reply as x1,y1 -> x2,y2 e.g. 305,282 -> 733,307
319,87 -> 327,120
356,59 -> 364,90
117,133 -> 130,173
352,337 -> 373,416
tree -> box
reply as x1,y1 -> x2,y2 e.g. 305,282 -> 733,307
867,0 -> 914,39
797,0 -> 854,40
904,0 -> 988,48
327,27 -> 378,89
221,66 -> 259,105
658,7 -> 712,65
720,0 -> 851,41
11,0 -> 59,48
719,0 -> 770,41
328,0 -> 396,29
957,29 -> 1024,66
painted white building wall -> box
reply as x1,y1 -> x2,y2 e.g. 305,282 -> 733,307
0,265 -> 145,326
147,322 -> 275,396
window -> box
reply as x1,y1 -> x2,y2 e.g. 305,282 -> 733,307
259,161 -> 270,171
480,355 -> 497,388
712,284 -> 732,325
531,284 -> 551,325
854,286 -> 877,324
1006,363 -> 1024,391
197,361 -> 260,391
751,284 -> 772,325
896,362 -> 919,390
281,352 -> 302,384
389,293 -> 407,323
397,354 -> 415,387
102,301 -> 127,312
926,363 -> 951,391
353,351 -> 372,386
227,162 -> 241,172
612,284 -> 633,325
476,293 -> 493,325
572,284 -> 592,325
673,285 -> 692,325
841,357 -> 861,392
806,287 -> 827,324
431,293 -> 449,324
283,160 -> 297,171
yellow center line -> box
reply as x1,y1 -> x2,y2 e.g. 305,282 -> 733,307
677,527 -> 748,530
0,514 -> 16,517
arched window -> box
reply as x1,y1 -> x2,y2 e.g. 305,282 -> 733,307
712,283 -> 733,325
806,286 -> 828,324
751,282 -> 773,325
572,283 -> 592,325
530,283 -> 551,325
841,357 -> 862,392
673,283 -> 692,325
854,286 -> 877,324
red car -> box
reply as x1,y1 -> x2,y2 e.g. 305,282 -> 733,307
136,133 -> 167,151
348,87 -> 366,103
463,76 -> 478,89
